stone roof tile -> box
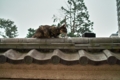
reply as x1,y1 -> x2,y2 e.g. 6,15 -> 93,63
0,49 -> 120,65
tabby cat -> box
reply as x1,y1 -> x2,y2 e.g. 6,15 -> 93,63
33,24 -> 67,38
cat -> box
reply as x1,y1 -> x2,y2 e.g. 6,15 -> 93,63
33,24 -> 67,38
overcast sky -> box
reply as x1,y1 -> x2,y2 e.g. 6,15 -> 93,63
0,0 -> 118,37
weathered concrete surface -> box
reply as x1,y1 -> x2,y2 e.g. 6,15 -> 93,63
0,63 -> 120,80
0,38 -> 120,49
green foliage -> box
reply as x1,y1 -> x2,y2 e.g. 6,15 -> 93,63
53,0 -> 94,37
0,18 -> 18,38
67,32 -> 77,37
26,28 -> 35,38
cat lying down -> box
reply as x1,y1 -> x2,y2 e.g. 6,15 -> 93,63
33,24 -> 67,38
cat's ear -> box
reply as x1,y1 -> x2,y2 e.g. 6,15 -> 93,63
61,24 -> 66,28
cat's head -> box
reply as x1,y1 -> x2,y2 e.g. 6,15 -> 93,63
59,24 -> 67,37
59,24 -> 67,35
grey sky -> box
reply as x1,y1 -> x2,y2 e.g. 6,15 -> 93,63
0,0 -> 118,37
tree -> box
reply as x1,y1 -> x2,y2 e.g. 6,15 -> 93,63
26,28 -> 35,38
53,0 -> 94,37
0,18 -> 18,38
